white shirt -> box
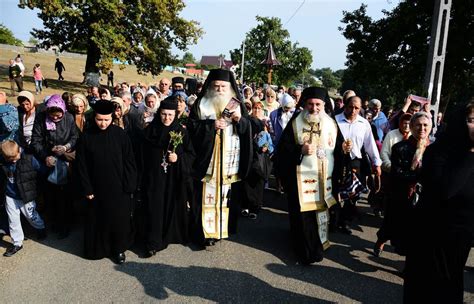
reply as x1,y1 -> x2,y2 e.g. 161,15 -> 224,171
335,112 -> 382,167
22,110 -> 36,145
381,129 -> 410,173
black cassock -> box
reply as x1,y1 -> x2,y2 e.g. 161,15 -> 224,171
76,124 -> 137,259
141,119 -> 194,252
274,113 -> 324,264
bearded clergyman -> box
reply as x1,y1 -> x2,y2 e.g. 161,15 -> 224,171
187,69 -> 252,248
274,87 -> 338,264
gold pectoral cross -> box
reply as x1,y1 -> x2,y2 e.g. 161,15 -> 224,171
302,122 -> 321,144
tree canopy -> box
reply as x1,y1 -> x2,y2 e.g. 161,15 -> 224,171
230,16 -> 312,86
21,0 -> 203,78
339,1 -> 473,111
309,68 -> 343,91
0,24 -> 23,46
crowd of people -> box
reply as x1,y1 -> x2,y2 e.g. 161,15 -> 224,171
0,66 -> 472,303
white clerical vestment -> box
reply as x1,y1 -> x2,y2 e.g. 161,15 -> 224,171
292,112 -> 338,248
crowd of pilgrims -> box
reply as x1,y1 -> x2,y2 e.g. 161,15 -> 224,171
0,68 -> 472,303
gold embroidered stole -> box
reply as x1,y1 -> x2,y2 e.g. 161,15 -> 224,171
201,121 -> 240,239
293,113 -> 337,212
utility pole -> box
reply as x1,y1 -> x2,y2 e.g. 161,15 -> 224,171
423,0 -> 451,134
240,40 -> 245,85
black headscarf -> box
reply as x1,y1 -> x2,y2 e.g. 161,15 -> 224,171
143,96 -> 180,149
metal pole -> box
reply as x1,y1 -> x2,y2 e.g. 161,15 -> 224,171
423,0 -> 451,135
240,40 -> 245,85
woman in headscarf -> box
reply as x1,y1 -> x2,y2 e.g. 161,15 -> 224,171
30,94 -> 79,239
140,92 -> 160,127
141,96 -> 194,257
404,102 -> 474,303
373,112 -> 431,256
76,100 -> 137,264
110,96 -> 128,131
71,93 -> 92,132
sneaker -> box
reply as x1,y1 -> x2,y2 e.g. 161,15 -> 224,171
241,209 -> 249,217
3,245 -> 23,257
249,213 -> 257,220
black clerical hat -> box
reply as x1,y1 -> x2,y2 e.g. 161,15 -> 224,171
172,76 -> 185,85
301,87 -> 329,102
159,96 -> 178,111
207,69 -> 232,82
92,100 -> 115,115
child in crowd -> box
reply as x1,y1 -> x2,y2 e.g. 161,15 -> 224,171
1,140 -> 47,257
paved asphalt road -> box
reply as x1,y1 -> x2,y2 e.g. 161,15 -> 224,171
1,190 -> 473,303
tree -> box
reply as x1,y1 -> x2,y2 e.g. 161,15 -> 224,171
311,68 -> 342,90
21,0 -> 203,84
230,16 -> 312,86
339,2 -> 473,111
181,52 -> 196,65
28,36 -> 39,46
0,24 -> 23,46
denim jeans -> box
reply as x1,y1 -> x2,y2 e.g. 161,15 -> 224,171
35,79 -> 43,93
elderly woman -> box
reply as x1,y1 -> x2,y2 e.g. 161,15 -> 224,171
373,112 -> 431,256
264,88 -> 279,116
111,96 -> 128,130
141,92 -> 159,126
141,96 -> 194,257
30,94 -> 79,239
71,93 -> 92,132
76,101 -> 137,264
404,102 -> 474,303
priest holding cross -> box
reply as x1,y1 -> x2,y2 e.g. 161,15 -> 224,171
275,87 -> 338,264
187,69 -> 252,248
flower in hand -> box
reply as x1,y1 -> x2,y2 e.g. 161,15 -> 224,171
168,151 -> 178,163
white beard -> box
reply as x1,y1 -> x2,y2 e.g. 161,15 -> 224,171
199,88 -> 236,119
304,110 -> 321,125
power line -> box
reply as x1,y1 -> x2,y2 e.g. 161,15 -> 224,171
285,0 -> 305,26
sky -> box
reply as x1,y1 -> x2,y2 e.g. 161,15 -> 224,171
0,0 -> 399,70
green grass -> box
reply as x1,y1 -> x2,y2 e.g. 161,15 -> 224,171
0,48 -> 184,105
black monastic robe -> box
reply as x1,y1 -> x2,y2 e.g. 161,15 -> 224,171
142,119 -> 195,251
76,124 -> 137,259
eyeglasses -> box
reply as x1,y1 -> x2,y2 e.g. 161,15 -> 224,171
160,83 -> 170,86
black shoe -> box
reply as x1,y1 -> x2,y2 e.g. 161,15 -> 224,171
37,229 -> 47,240
115,252 -> 126,264
3,245 -> 23,257
338,225 -> 352,235
143,249 -> 156,258
373,241 -> 384,257
205,239 -> 216,246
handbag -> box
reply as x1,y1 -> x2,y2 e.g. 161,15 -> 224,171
47,158 -> 68,185
43,78 -> 48,88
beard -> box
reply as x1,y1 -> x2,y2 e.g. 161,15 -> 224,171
304,110 -> 321,125
201,88 -> 236,114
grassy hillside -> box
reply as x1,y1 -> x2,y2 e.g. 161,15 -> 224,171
0,48 -> 184,105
